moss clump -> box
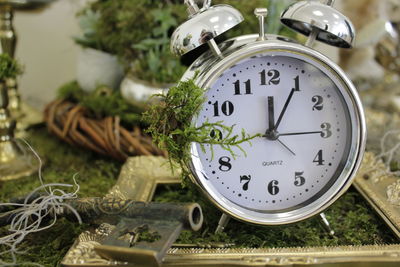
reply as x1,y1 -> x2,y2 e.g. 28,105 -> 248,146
0,218 -> 89,266
143,78 -> 260,184
154,185 -> 398,247
0,54 -> 23,80
58,81 -> 146,127
0,127 -> 121,266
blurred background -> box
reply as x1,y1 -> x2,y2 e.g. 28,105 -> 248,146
14,0 -> 85,109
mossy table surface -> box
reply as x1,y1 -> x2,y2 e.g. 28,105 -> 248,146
0,127 -> 398,266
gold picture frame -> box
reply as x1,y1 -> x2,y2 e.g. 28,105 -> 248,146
61,154 -> 400,266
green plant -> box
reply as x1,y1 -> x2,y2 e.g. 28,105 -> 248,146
132,8 -> 187,84
77,0 -> 187,84
143,77 -> 261,184
0,54 -> 23,80
76,0 -> 297,85
58,81 -> 146,127
74,9 -> 106,52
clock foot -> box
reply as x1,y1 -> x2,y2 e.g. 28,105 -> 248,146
215,213 -> 231,233
319,213 -> 335,236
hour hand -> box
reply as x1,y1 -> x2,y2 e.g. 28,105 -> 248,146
267,96 -> 275,130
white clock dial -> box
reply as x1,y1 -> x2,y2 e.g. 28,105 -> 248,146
190,50 -> 361,224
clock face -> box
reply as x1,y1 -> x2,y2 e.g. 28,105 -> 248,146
190,49 -> 363,224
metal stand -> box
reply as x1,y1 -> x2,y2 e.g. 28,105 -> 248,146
0,2 -> 50,133
0,81 -> 38,181
0,5 -> 19,112
319,212 -> 335,236
215,213 -> 231,233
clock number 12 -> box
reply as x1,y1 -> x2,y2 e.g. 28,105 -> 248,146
260,69 -> 280,85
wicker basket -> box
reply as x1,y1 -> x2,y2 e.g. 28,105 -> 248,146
44,99 -> 166,161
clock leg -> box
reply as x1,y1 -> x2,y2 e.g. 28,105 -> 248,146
215,213 -> 231,233
319,213 -> 335,236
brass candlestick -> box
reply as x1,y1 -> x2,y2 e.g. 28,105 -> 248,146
0,80 -> 37,181
0,5 -> 19,112
0,0 -> 55,120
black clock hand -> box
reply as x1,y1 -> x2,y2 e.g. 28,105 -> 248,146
277,139 -> 296,156
280,131 -> 323,137
264,96 -> 295,155
274,88 -> 295,130
267,96 -> 275,130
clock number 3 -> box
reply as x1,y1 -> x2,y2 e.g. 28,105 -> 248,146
212,101 -> 234,117
320,122 -> 332,138
240,175 -> 251,191
268,180 -> 279,195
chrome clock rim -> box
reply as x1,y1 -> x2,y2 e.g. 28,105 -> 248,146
187,39 -> 366,225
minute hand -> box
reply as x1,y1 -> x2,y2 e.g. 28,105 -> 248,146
274,88 -> 295,130
279,131 -> 323,137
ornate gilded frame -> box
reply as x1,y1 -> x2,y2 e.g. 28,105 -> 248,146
61,154 -> 400,266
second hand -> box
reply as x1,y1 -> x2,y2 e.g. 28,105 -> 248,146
277,139 -> 296,156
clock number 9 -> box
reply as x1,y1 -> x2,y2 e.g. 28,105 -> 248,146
212,101 -> 234,117
210,129 -> 223,141
312,95 -> 323,111
320,123 -> 332,138
260,69 -> 280,85
267,180 -> 279,195
218,156 -> 232,172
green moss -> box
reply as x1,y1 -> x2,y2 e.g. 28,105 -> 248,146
0,128 -> 397,266
0,54 -> 23,80
143,78 -> 260,185
57,81 -> 146,127
154,185 -> 398,247
0,219 -> 89,267
138,229 -> 161,243
0,127 -> 121,266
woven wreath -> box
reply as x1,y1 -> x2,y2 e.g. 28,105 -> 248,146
44,99 -> 166,161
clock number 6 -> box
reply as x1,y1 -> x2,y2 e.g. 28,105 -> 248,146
268,180 -> 279,195
212,101 -> 234,117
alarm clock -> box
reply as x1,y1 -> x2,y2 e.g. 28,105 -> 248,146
171,0 -> 366,230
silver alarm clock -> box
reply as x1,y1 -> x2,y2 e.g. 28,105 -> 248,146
171,0 -> 366,230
